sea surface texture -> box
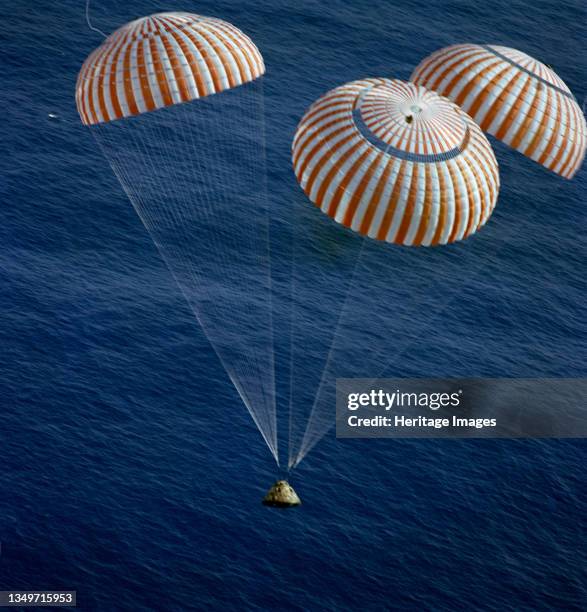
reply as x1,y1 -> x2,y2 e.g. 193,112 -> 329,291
1,0 -> 586,610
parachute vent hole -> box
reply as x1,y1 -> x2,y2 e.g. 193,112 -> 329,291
405,115 -> 413,124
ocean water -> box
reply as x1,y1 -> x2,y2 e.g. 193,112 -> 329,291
1,0 -> 586,610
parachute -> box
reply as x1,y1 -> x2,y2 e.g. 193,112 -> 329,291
292,78 -> 499,246
411,44 -> 587,179
287,78 -> 501,468
76,13 -> 264,125
76,13 -> 278,462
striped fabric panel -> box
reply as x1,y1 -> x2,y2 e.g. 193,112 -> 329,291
292,78 -> 499,247
411,44 -> 587,179
76,12 -> 265,125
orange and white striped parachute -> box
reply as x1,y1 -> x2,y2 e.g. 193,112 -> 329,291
76,12 -> 265,125
411,45 -> 587,179
74,14 -> 278,463
292,78 -> 500,246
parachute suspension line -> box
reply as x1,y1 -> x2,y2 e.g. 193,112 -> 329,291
289,247 -> 468,467
96,112 -> 278,463
290,238 -> 366,469
286,226 -> 300,471
106,146 -> 278,463
286,198 -> 365,469
287,221 -> 307,470
190,87 -> 277,462
290,242 -> 486,467
371,193 -> 549,377
91,84 -> 278,464
240,83 -> 278,459
256,83 -> 277,437
291,193 -> 547,467
85,0 -> 107,39
219,85 -> 277,457
234,87 -> 278,458
173,86 -> 277,461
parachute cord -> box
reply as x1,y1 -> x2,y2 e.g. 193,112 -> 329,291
90,83 -> 278,465
291,237 -> 366,468
293,171 -> 551,467
85,0 -> 108,39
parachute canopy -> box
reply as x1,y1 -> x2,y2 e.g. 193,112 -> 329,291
411,44 -> 587,179
292,78 -> 500,246
76,12 -> 265,125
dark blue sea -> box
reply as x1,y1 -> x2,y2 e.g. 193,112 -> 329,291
1,0 -> 586,610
